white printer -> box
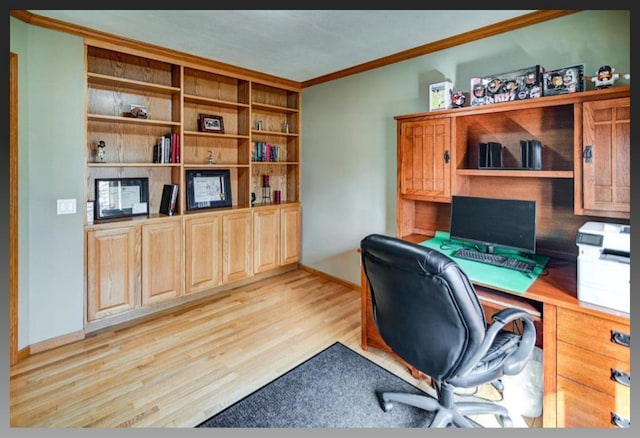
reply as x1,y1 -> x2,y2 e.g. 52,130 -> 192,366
576,221 -> 630,313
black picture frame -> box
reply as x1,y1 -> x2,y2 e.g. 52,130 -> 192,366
186,169 -> 232,211
94,177 -> 149,220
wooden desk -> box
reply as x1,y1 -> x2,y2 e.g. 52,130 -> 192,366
360,258 -> 630,428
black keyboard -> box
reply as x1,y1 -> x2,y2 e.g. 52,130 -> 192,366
452,248 -> 536,274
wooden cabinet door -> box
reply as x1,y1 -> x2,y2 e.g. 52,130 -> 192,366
223,210 -> 253,283
281,205 -> 301,265
581,97 -> 630,217
253,207 -> 281,274
185,213 -> 223,294
398,119 -> 451,201
86,225 -> 140,322
141,220 -> 183,305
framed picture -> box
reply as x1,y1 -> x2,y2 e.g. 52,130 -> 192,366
186,169 -> 232,211
429,81 -> 453,111
124,104 -> 148,119
94,177 -> 149,220
198,114 -> 224,133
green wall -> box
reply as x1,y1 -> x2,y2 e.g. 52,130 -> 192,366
300,10 -> 630,285
10,16 -> 85,347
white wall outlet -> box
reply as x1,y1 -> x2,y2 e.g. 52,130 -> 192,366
57,198 -> 77,215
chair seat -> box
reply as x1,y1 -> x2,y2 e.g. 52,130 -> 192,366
451,332 -> 520,388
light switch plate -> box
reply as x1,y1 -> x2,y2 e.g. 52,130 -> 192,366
57,198 -> 77,215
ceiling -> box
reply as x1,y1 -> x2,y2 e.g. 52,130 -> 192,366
27,10 -> 537,83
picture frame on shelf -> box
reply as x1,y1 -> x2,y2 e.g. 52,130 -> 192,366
198,114 -> 224,133
186,169 -> 232,211
94,177 -> 149,220
429,81 -> 453,111
124,104 -> 148,119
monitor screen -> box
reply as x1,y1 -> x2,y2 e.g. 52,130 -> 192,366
449,195 -> 537,254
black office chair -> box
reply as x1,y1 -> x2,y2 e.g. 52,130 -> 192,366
360,234 -> 537,428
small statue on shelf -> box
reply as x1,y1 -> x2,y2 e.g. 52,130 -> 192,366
450,90 -> 466,108
96,140 -> 106,163
208,149 -> 214,165
586,65 -> 630,89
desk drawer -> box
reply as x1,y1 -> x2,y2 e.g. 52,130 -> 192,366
557,341 -> 630,397
557,307 -> 630,358
557,376 -> 630,428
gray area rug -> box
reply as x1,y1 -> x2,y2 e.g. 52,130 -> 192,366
196,342 -> 435,428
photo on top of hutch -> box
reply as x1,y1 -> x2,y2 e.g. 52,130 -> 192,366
429,80 -> 453,111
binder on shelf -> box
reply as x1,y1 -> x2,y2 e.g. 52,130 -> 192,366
478,142 -> 503,168
520,139 -> 542,170
159,184 -> 179,216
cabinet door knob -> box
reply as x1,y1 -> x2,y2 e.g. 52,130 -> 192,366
611,330 -> 630,347
444,150 -> 450,164
611,368 -> 630,386
611,412 -> 630,428
583,145 -> 593,163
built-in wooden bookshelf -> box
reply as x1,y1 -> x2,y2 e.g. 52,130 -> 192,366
84,42 -> 301,330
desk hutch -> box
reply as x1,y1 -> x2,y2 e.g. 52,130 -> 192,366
361,86 -> 630,427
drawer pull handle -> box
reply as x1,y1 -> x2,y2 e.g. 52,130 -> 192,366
611,368 -> 630,386
611,330 -> 630,347
611,412 -> 630,428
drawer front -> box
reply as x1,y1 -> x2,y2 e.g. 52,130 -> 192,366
557,307 -> 630,357
557,341 -> 630,397
557,376 -> 630,428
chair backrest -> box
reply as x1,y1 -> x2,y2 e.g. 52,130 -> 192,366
360,234 -> 487,380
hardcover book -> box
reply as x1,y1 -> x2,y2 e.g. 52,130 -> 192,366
159,184 -> 179,216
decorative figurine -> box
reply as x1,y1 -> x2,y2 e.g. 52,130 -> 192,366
208,150 -> 215,165
450,90 -> 466,108
96,140 -> 106,163
587,65 -> 630,89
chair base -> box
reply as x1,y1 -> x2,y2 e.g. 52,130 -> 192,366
379,391 -> 512,428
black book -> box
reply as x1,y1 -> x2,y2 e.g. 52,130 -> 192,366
159,184 -> 178,216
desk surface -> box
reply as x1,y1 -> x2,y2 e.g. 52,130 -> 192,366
419,231 -> 549,294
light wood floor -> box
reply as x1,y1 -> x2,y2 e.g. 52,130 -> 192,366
10,268 -> 540,428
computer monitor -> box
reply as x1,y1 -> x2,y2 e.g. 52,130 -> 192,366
449,195 -> 537,255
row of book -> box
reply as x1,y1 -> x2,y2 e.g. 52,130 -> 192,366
252,141 -> 281,162
159,184 -> 179,216
154,133 -> 180,164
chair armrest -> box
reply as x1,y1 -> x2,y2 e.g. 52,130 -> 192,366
455,308 -> 536,377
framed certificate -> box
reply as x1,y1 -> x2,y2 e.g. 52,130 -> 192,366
186,169 -> 232,211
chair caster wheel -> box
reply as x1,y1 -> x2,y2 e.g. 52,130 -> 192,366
497,414 -> 513,427
382,401 -> 393,412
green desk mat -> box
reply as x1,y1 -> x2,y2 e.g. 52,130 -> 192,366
419,231 -> 549,294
